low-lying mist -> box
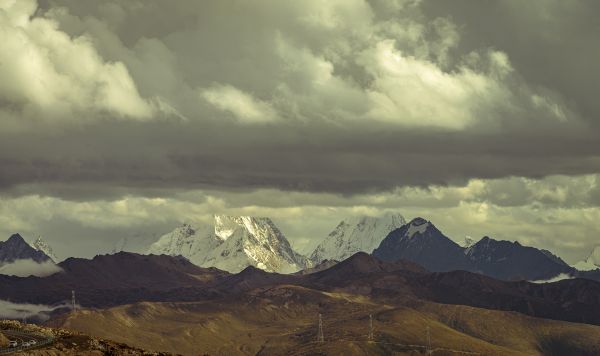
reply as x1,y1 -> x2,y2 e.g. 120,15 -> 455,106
0,300 -> 73,323
0,259 -> 63,277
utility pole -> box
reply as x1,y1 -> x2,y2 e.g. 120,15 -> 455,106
71,290 -> 77,311
368,314 -> 374,341
317,313 -> 324,343
426,326 -> 432,355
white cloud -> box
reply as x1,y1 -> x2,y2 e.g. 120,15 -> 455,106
529,273 -> 574,284
0,259 -> 63,277
0,0 -> 154,127
201,84 -> 277,123
359,40 -> 498,128
0,0 -> 571,130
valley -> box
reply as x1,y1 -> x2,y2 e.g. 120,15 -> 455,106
50,286 -> 600,355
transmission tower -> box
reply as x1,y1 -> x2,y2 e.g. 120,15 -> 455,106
426,326 -> 432,355
368,314 -> 374,341
71,290 -> 77,311
317,313 -> 324,343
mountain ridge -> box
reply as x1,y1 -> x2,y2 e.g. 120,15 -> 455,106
309,212 -> 406,265
0,233 -> 53,264
147,215 -> 308,273
373,217 -> 577,281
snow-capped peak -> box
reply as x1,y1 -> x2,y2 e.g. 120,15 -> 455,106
573,246 -> 600,271
309,212 -> 406,264
214,215 -> 244,240
29,236 -> 58,262
214,215 -> 280,242
148,215 -> 307,273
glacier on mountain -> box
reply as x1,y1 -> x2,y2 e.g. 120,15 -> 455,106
309,212 -> 405,265
147,215 -> 308,273
29,236 -> 58,262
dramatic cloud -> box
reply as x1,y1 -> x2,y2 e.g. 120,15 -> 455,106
0,0 -> 156,129
0,0 -> 597,194
0,259 -> 63,277
1,1 -> 599,262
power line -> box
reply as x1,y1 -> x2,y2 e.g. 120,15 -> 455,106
368,314 -> 374,341
71,290 -> 77,311
317,313 -> 324,343
426,326 -> 432,355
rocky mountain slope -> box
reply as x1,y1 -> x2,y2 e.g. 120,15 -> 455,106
0,234 -> 52,264
465,236 -> 574,280
372,217 -> 471,272
309,212 -> 405,264
29,236 -> 58,262
372,218 -> 576,281
147,215 -> 308,273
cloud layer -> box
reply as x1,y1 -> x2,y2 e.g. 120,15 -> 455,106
0,299 -> 71,322
2,175 -> 600,263
0,0 -> 597,194
0,0 -> 599,262
0,259 -> 63,277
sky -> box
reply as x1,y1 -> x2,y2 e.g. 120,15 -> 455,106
1,0 -> 599,263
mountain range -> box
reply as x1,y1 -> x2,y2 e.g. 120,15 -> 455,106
47,254 -> 600,355
373,217 -> 578,281
147,215 -> 308,273
0,252 -> 227,309
1,250 -> 599,327
309,212 -> 405,265
0,245 -> 598,354
2,214 -> 598,283
0,234 -> 53,264
147,213 -> 407,274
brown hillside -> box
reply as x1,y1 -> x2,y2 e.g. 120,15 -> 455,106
50,285 -> 600,356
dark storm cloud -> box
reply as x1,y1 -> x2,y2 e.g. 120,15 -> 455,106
421,0 -> 600,125
1,120 -> 600,198
0,0 -> 599,199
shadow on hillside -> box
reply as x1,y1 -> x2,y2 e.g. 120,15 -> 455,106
537,335 -> 598,356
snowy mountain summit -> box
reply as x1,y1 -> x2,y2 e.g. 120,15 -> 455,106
309,212 -> 406,265
30,236 -> 58,262
573,246 -> 600,271
147,215 -> 308,273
